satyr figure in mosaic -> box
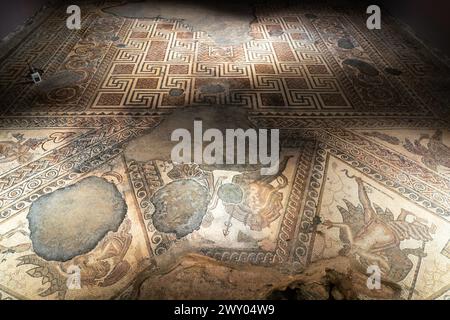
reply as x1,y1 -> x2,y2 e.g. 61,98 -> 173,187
323,171 -> 435,282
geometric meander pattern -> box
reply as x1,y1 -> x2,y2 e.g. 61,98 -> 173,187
0,1 -> 449,300
0,2 -> 448,117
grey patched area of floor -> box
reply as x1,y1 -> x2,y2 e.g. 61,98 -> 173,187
103,0 -> 255,46
151,179 -> 210,238
343,58 -> 379,76
27,176 -> 127,262
124,105 -> 264,173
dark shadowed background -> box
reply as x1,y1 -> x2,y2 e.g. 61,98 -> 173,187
0,0 -> 449,55
0,0 -> 49,39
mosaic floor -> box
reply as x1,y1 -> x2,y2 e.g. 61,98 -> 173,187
0,0 -> 449,300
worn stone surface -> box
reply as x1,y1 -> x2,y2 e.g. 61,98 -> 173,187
217,183 -> 243,204
151,179 -> 210,238
169,88 -> 185,97
343,58 -> 380,76
337,38 -> 355,49
27,176 -> 127,262
104,0 -> 255,46
36,71 -> 84,93
133,254 -> 401,300
124,105 -> 264,172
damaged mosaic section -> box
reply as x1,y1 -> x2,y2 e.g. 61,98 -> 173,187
0,0 -> 449,301
27,176 -> 127,262
103,0 -> 255,46
151,179 -> 210,238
